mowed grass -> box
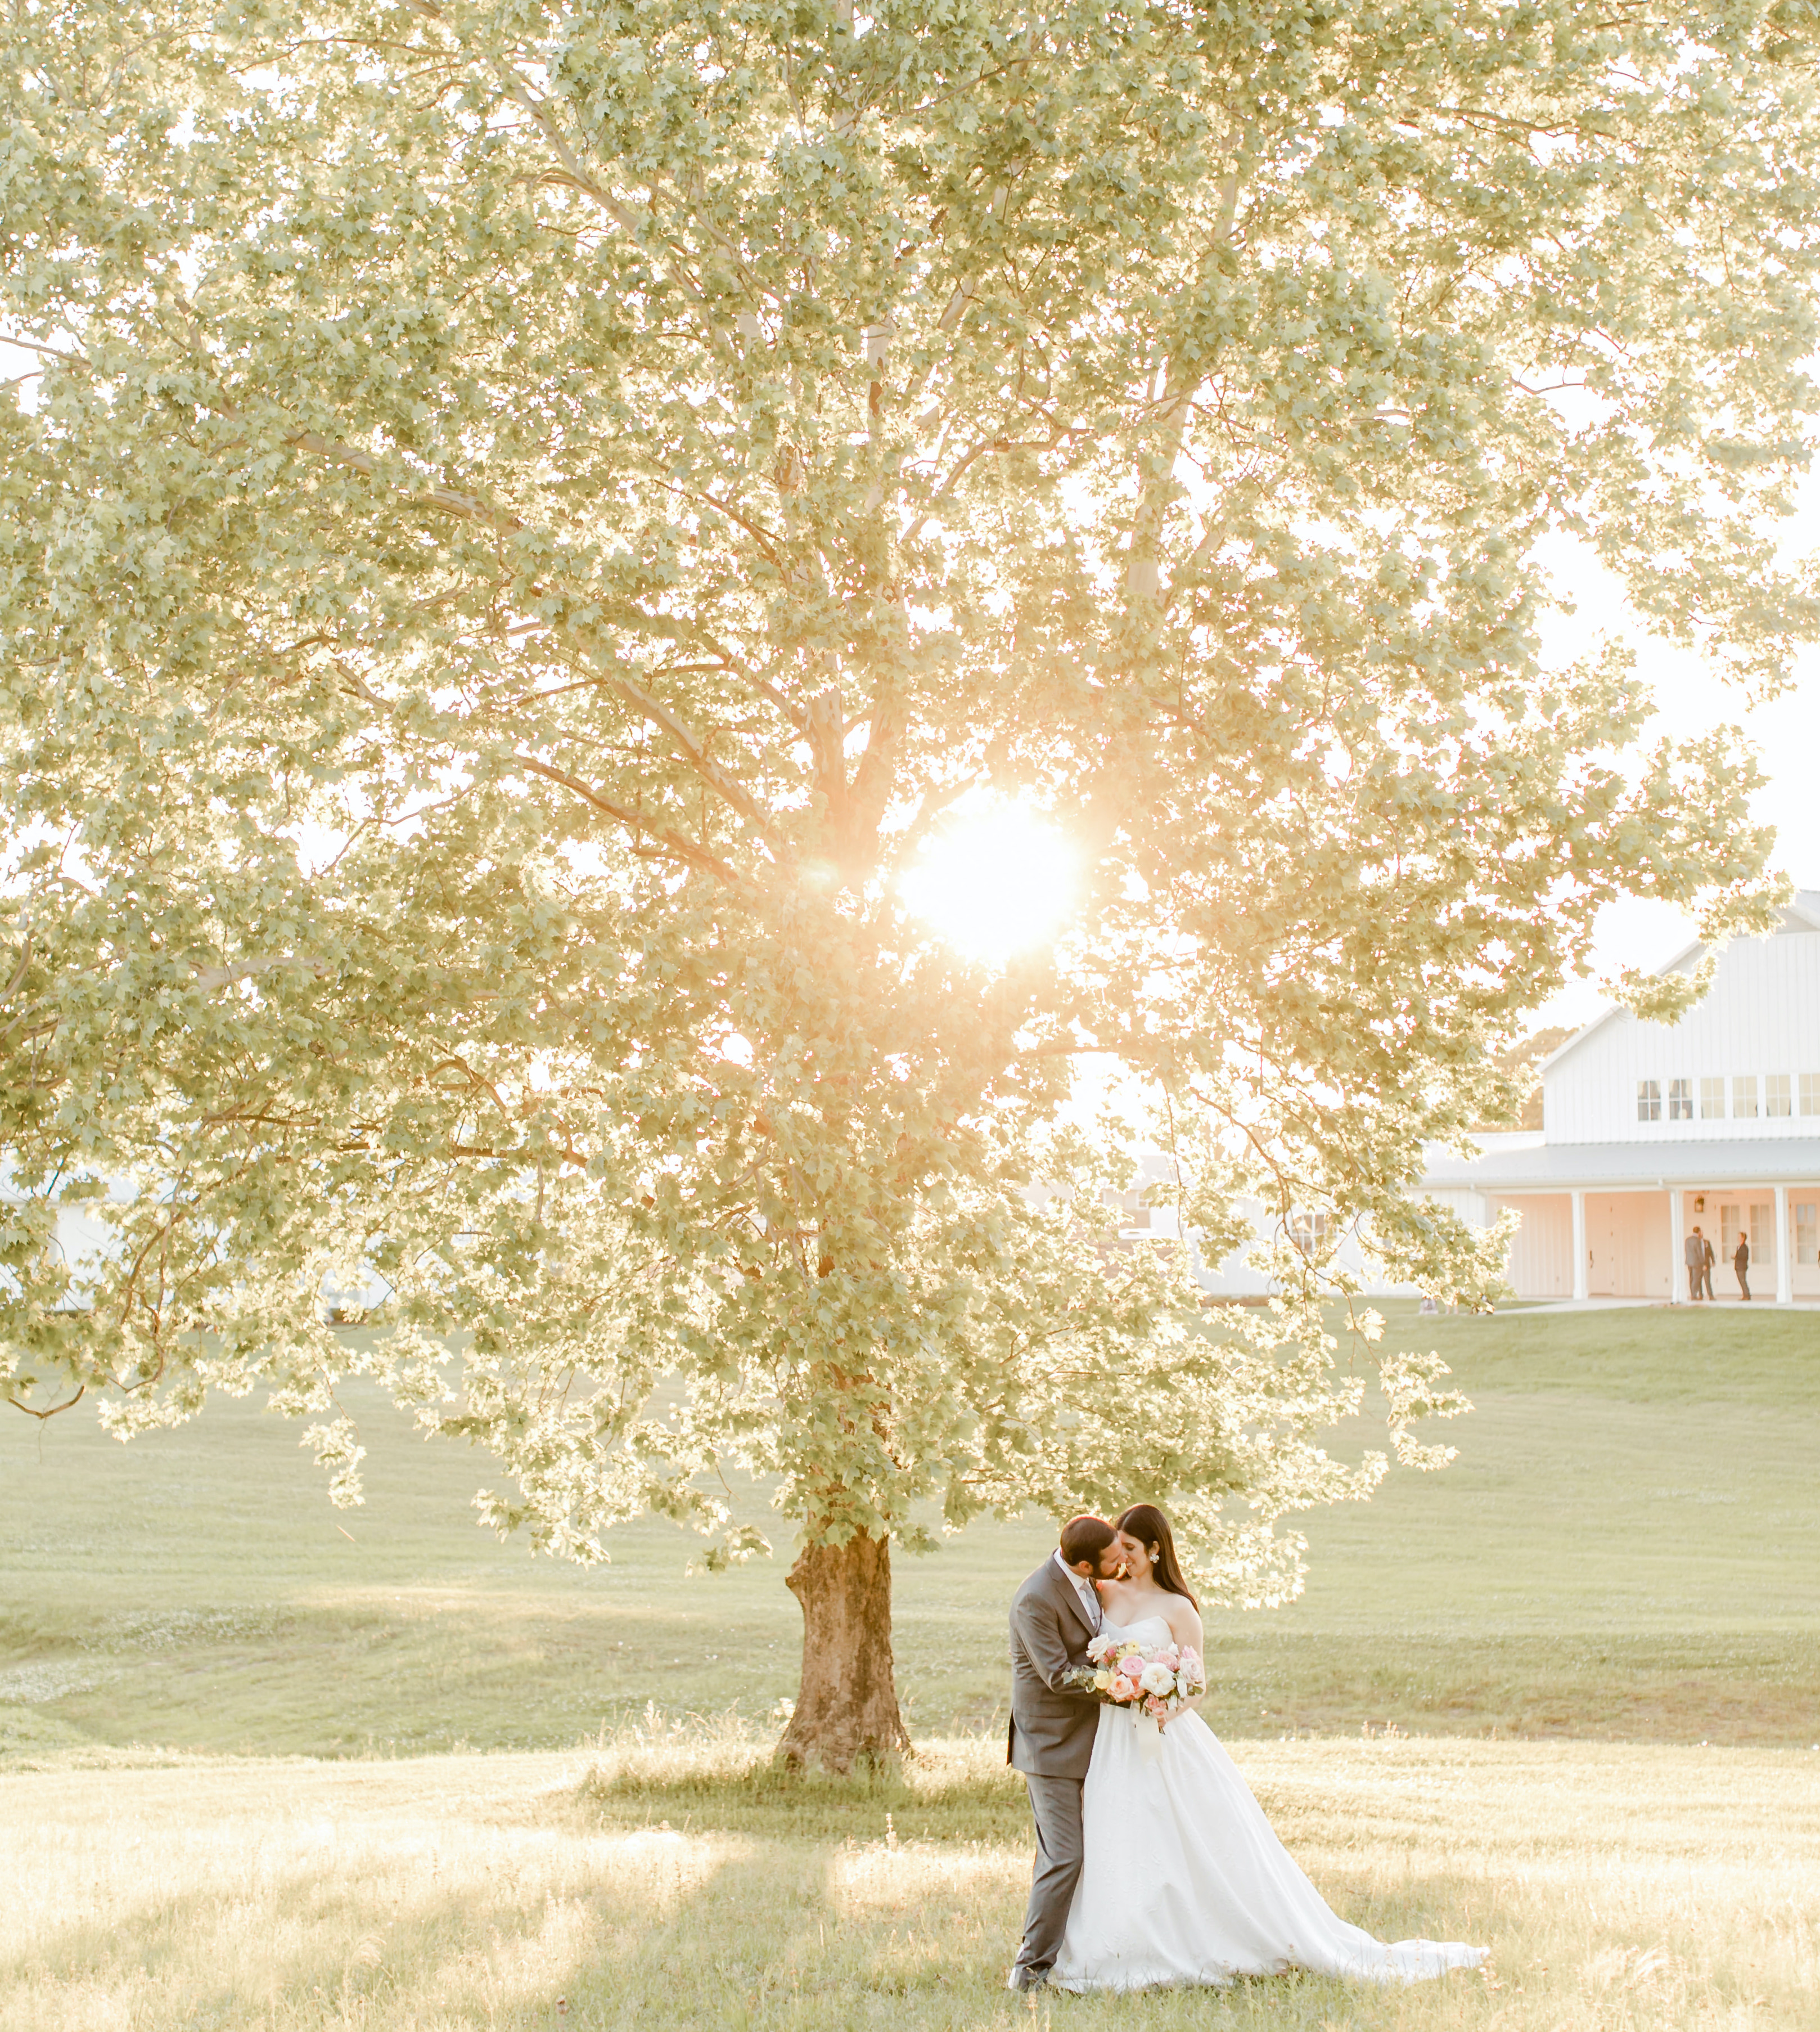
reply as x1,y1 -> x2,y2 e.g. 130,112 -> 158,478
3,1305 -> 1819,2029
4,1303 -> 1819,1757
3,1728 -> 1818,2030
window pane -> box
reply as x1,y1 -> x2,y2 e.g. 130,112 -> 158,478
1701,1076 -> 1727,1120
1798,1204 -> 1818,1267
1636,1080 -> 1661,1122
1766,1074 -> 1792,1119
1733,1075 -> 1759,1120
1668,1078 -> 1693,1121
1802,1073 -> 1820,1117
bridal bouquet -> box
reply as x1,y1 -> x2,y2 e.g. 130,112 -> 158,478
1066,1631 -> 1206,1722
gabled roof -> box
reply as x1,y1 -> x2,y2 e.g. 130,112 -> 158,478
1537,890 -> 1820,1079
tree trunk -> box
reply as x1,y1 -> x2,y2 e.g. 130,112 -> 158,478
777,1530 -> 911,1772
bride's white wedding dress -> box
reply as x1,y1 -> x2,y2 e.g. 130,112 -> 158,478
1052,1615 -> 1486,1993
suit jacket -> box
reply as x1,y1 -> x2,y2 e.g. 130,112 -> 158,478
1007,1557 -> 1103,1779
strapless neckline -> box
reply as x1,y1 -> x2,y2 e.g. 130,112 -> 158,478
1101,1612 -> 1174,1645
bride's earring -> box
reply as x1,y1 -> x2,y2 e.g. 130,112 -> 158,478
1149,1550 -> 1159,1565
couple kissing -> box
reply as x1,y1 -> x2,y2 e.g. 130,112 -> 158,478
1006,1504 -> 1487,1995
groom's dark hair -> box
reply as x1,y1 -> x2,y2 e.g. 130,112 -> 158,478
1058,1514 -> 1117,1567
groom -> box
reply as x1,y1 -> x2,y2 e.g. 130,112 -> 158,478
1005,1513 -> 1127,1992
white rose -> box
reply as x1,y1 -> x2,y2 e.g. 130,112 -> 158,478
1139,1662 -> 1175,1697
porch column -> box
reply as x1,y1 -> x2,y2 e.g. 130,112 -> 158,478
1775,1183 -> 1792,1305
1668,1186 -> 1684,1303
1571,1189 -> 1588,1302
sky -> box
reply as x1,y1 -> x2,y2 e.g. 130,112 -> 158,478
1529,515 -> 1820,1033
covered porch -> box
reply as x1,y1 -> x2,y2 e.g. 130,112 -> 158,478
1420,1136 -> 1820,1306
1489,1184 -> 1820,1303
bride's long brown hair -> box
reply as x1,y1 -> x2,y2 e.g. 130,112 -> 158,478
1115,1503 -> 1199,1612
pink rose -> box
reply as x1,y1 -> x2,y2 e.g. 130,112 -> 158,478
1110,1676 -> 1137,1702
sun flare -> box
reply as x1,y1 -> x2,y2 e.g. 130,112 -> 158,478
899,806 -> 1078,966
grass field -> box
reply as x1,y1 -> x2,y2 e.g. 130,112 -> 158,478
3,1729 -> 1818,2030
4,1302 -> 1818,1758
4,1302 -> 1819,2028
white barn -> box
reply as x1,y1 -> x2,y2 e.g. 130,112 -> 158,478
1423,891 -> 1820,1304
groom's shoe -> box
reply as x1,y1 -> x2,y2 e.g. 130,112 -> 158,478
1006,1965 -> 1051,1993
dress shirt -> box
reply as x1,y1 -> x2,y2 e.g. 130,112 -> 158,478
1053,1547 -> 1102,1631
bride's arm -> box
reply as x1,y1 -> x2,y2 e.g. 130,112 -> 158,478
1159,1598 -> 1206,1727
1167,1599 -> 1205,1657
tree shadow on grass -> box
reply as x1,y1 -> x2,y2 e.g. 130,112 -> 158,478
2,1805 -> 1493,2032
577,1739 -> 1035,1845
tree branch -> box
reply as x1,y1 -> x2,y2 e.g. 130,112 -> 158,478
513,754 -> 747,885
286,430 -> 522,530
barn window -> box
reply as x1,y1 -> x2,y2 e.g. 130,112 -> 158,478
1636,1080 -> 1661,1122
1766,1074 -> 1792,1119
1802,1073 -> 1820,1116
1701,1077 -> 1726,1119
1289,1212 -> 1330,1256
1733,1075 -> 1759,1120
1668,1078 -> 1693,1121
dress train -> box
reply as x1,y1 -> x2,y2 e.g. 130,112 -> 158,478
1052,1617 -> 1485,1991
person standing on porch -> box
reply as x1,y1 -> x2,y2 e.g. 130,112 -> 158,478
1735,1231 -> 1751,1301
1685,1226 -> 1708,1301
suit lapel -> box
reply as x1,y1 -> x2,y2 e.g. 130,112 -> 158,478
1047,1559 -> 1099,1643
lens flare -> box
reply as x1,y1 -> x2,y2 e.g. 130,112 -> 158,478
899,806 -> 1078,965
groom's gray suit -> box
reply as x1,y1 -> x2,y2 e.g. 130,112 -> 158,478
1007,1554 -> 1105,1988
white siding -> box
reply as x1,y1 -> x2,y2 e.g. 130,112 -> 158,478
1191,1194 -> 1418,1297
1421,1186 -> 1489,1226
1543,926 -> 1820,1145
1494,1193 -> 1573,1298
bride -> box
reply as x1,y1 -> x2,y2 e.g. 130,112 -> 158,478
1051,1503 -> 1487,1993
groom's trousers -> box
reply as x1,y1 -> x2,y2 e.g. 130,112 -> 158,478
1013,1774 -> 1085,1982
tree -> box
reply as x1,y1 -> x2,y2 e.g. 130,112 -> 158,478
2,1 -> 1808,1768
1470,1026 -> 1576,1132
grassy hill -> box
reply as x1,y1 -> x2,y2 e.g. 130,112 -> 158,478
3,1303 -> 1819,1759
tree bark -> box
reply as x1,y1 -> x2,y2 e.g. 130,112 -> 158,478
777,1530 -> 911,1772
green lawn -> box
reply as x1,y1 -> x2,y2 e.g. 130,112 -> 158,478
4,1732 -> 1818,2030
4,1303 -> 1819,2031
3,1303 -> 1818,1760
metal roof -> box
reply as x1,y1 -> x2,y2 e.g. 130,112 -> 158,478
1422,1133 -> 1820,1192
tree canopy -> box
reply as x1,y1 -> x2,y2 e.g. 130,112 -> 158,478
2,0 -> 1809,1763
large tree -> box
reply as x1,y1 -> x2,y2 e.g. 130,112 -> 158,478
1,2 -> 1808,1766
